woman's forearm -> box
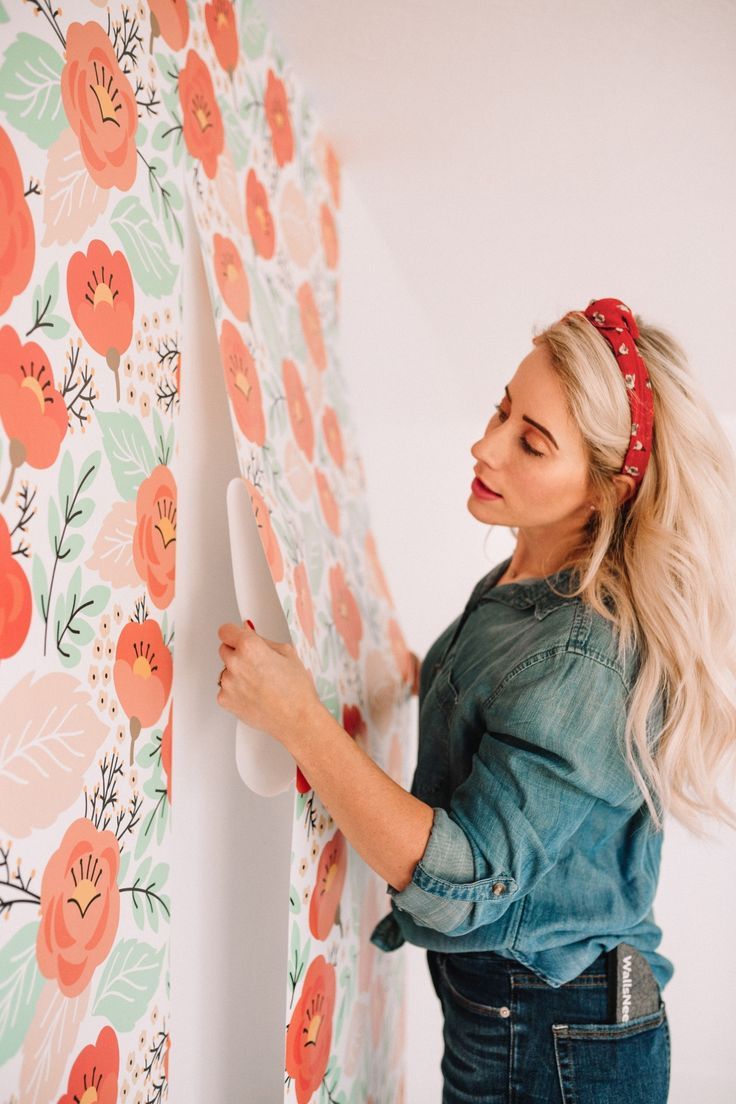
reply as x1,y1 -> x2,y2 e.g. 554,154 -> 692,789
285,698 -> 434,892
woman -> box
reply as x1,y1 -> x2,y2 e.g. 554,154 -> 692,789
217,297 -> 736,1103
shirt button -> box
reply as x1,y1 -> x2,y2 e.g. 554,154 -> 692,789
499,1006 -> 511,1017
492,882 -> 506,896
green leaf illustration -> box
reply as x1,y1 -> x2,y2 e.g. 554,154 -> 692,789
92,939 -> 165,1032
0,923 -> 44,1064
97,411 -> 157,500
0,33 -> 65,149
111,196 -> 179,297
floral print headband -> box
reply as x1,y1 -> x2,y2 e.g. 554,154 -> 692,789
561,297 -> 654,490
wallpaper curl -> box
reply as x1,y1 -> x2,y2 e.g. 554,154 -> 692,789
0,1 -> 411,1101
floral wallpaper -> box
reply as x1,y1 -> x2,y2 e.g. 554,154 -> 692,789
0,1 -> 411,1102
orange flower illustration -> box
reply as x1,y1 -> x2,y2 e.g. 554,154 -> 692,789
205,0 -> 239,75
0,326 -> 68,503
285,955 -> 336,1104
264,68 -> 294,167
297,282 -> 326,372
321,405 -> 345,469
329,562 -> 363,660
213,233 -> 250,320
67,240 -> 134,386
283,358 -> 314,461
61,21 -> 138,190
320,202 -> 338,269
179,48 -> 225,179
149,0 -> 189,50
244,479 -> 284,582
114,614 -> 173,765
245,167 -> 275,259
387,617 -> 413,685
293,560 -> 315,648
220,319 -> 266,445
58,1024 -> 119,1104
132,463 -> 177,609
325,142 -> 340,207
0,514 -> 32,659
309,829 -> 347,940
315,468 -> 340,536
36,817 -> 121,997
0,126 -> 34,315
364,529 -> 394,607
161,704 -> 173,803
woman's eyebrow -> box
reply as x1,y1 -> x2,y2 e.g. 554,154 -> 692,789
504,385 -> 559,450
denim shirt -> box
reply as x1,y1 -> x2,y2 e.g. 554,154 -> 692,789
370,555 -> 674,992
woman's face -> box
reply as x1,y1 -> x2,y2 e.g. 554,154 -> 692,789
468,344 -> 594,536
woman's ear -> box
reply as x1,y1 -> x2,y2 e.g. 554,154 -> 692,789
612,473 -> 637,506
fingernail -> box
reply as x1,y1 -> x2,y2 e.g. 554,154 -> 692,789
246,619 -> 255,630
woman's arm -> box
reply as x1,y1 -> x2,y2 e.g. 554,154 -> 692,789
287,697 -> 434,892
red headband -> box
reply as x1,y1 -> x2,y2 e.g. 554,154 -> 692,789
561,297 -> 654,491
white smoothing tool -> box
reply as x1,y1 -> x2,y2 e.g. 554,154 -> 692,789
225,476 -> 297,797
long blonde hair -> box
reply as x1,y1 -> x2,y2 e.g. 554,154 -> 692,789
531,309 -> 736,836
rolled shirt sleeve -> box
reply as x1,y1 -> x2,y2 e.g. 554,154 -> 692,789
387,649 -> 639,936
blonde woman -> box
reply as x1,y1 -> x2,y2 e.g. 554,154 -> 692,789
217,298 -> 736,1103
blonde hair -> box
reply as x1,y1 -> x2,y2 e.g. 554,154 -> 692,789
531,309 -> 736,836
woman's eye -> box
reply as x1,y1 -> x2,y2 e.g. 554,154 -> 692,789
493,404 -> 544,458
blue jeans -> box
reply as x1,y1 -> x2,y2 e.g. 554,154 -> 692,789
427,947 -> 671,1103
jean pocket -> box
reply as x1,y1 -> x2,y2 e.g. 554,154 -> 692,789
436,952 -> 512,1019
552,1001 -> 670,1104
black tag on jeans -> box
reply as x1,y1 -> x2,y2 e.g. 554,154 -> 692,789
607,943 -> 660,1022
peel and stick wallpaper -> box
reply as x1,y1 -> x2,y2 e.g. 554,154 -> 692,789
0,1 -> 412,1100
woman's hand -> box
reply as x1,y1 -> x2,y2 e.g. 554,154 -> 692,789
216,621 -> 321,745
409,650 -> 422,696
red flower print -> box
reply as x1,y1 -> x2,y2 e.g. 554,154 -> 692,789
264,68 -> 294,167
0,514 -> 32,659
149,0 -> 190,50
285,955 -> 336,1104
245,168 -> 276,259
283,358 -> 314,461
58,1024 -> 119,1104
220,320 -> 266,445
342,703 -> 367,743
161,704 -> 173,803
309,830 -> 347,940
205,0 -> 239,75
67,240 -> 134,384
293,560 -> 315,648
60,21 -> 138,191
114,614 -> 173,765
132,464 -> 177,609
329,562 -> 362,660
0,326 -> 68,503
213,233 -> 250,320
320,202 -> 338,269
178,48 -> 225,179
297,282 -> 326,372
315,468 -> 340,536
36,818 -> 121,997
244,479 -> 284,583
321,405 -> 345,469
0,126 -> 34,315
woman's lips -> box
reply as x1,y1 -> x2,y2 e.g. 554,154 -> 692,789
471,476 -> 503,500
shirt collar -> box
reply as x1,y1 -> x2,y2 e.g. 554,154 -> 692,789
473,555 -> 582,620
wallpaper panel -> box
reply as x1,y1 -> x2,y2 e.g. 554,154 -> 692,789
0,1 -> 410,1101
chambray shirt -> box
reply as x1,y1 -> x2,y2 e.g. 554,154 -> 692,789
370,555 -> 674,991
